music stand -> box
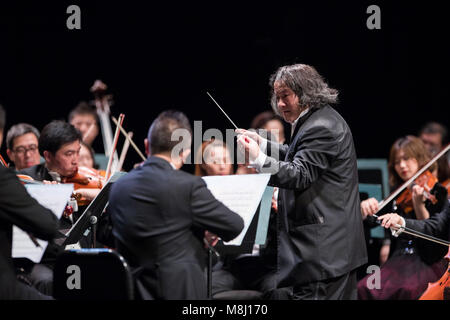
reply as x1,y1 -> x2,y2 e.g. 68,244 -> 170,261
61,172 -> 126,248
215,186 -> 273,255
207,186 -> 273,298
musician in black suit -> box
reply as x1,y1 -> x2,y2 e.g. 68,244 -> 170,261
237,64 -> 367,299
109,110 -> 244,300
0,105 -> 59,300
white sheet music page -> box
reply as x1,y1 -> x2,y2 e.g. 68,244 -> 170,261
12,184 -> 74,263
202,173 -> 270,245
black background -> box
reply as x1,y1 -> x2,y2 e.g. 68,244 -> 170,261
0,1 -> 448,172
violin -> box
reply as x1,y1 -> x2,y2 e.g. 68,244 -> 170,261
62,166 -> 105,206
396,170 -> 439,214
419,247 -> 450,300
1,153 -> 41,184
443,178 -> 450,198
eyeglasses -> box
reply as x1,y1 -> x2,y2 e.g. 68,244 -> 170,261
13,144 -> 38,155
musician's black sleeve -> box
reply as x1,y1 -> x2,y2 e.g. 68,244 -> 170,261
405,200 -> 450,264
190,178 -> 244,242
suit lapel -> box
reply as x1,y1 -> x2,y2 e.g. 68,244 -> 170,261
285,107 -> 319,160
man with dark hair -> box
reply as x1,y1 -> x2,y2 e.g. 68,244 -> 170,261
237,64 -> 367,299
6,123 -> 41,171
419,121 -> 448,156
109,110 -> 244,299
22,120 -> 82,181
418,121 -> 450,185
20,120 -> 98,295
68,101 -> 99,147
0,105 -> 59,300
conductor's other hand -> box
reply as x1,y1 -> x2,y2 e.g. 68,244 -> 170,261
237,135 -> 260,165
360,197 -> 379,219
235,128 -> 262,145
204,231 -> 219,247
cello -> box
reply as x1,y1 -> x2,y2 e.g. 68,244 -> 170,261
419,247 -> 450,300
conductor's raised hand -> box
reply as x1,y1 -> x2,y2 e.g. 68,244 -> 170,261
237,134 -> 260,165
235,128 -> 263,145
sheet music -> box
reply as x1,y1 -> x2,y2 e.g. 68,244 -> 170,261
202,173 -> 271,245
12,184 -> 74,263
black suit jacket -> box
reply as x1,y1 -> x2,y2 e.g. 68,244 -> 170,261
262,105 -> 367,286
109,156 -> 244,300
0,166 -> 59,299
405,199 -> 450,261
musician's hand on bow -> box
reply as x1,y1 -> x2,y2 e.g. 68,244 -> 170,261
377,213 -> 403,230
360,197 -> 379,219
237,134 -> 260,166
204,231 -> 219,248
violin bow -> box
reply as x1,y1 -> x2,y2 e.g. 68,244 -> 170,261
377,143 -> 450,212
112,116 -> 146,162
105,113 -> 125,180
117,131 -> 133,172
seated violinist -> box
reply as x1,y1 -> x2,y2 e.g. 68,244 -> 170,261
19,120 -> 102,296
5,123 -> 41,171
358,135 -> 448,300
20,120 -> 101,205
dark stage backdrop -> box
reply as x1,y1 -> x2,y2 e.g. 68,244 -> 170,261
1,1 -> 448,172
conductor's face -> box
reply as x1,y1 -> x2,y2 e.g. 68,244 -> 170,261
274,81 -> 302,123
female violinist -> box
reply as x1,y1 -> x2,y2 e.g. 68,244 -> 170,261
358,135 -> 448,300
